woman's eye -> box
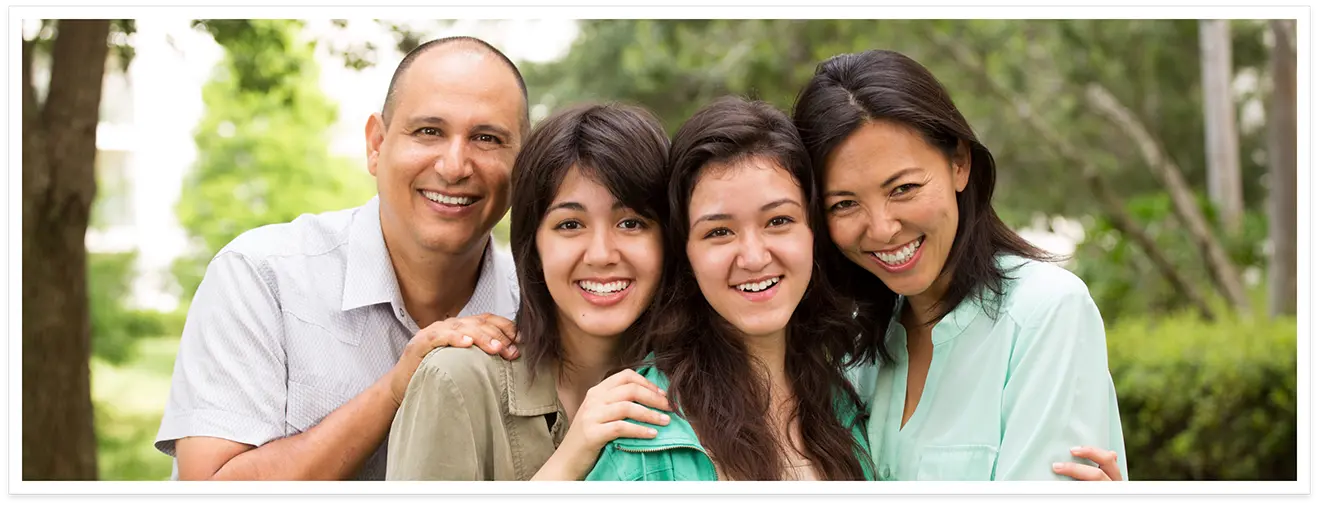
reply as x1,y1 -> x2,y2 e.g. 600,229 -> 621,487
768,216 -> 794,228
554,220 -> 583,231
619,218 -> 646,230
829,200 -> 859,212
704,227 -> 732,239
892,183 -> 920,196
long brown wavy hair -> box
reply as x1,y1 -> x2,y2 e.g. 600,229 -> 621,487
636,96 -> 871,481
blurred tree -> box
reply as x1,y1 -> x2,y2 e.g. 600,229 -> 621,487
1266,20 -> 1296,317
174,20 -> 375,301
1199,20 -> 1244,235
23,19 -> 115,481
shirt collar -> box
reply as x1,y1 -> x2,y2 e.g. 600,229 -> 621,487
341,196 -> 514,318
505,358 -> 560,416
342,196 -> 398,312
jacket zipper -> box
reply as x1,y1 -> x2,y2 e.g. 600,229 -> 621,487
617,444 -> 718,480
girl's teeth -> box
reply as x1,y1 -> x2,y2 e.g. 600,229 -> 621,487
580,280 -> 630,294
737,277 -> 781,292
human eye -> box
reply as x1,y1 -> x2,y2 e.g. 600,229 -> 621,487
829,200 -> 859,213
554,219 -> 583,231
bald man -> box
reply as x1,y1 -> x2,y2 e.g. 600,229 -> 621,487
155,37 -> 530,480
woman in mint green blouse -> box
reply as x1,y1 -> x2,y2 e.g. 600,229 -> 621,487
792,49 -> 1128,481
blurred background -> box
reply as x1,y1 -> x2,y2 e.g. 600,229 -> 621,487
21,18 -> 1297,481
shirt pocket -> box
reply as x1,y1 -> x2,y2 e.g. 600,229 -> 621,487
914,444 -> 999,481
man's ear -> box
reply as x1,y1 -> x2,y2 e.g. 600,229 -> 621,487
365,112 -> 386,177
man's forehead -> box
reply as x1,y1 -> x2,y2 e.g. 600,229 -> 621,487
393,48 -> 524,125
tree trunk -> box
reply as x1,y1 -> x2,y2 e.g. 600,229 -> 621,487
1267,19 -> 1297,317
931,31 -> 1217,321
1085,83 -> 1252,318
1199,20 -> 1244,234
23,19 -> 110,481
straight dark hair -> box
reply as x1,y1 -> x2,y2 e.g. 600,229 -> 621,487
510,103 -> 671,378
792,49 -> 1052,365
638,96 -> 871,481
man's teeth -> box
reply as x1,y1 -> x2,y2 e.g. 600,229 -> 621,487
736,276 -> 781,293
579,280 -> 630,295
873,237 -> 923,266
421,190 -> 475,206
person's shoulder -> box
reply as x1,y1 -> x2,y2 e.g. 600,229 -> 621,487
997,255 -> 1096,321
1000,255 -> 1090,302
989,255 -> 1105,346
216,203 -> 367,264
488,242 -> 521,301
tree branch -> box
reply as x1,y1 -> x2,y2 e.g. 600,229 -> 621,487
929,29 -> 1217,321
1084,83 -> 1250,317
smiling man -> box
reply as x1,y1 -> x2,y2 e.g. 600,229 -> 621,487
154,37 -> 530,481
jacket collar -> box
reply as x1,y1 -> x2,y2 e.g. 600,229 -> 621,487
612,362 -> 707,452
505,358 -> 561,417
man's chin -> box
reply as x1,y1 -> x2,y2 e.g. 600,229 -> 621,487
418,232 -> 489,253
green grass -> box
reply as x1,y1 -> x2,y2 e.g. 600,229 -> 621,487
92,336 -> 179,481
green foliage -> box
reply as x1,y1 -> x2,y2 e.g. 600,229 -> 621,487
176,19 -> 375,300
1072,192 -> 1269,322
88,252 -> 183,365
493,213 -> 510,247
93,337 -> 179,480
525,20 -> 1275,229
1108,311 -> 1296,480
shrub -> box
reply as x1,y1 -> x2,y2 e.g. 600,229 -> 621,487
1107,311 -> 1296,480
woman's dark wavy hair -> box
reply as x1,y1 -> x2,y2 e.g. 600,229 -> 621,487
792,49 -> 1052,365
636,96 -> 871,481
510,103 -> 672,377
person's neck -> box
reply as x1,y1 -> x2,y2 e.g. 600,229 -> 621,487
556,323 -> 620,418
384,227 -> 489,329
742,328 -> 790,402
902,269 -> 955,330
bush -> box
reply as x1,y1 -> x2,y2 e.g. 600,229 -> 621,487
1107,311 -> 1296,480
89,251 -> 184,365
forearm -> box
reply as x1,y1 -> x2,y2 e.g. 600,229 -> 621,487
531,446 -> 596,481
210,380 -> 399,480
530,440 -> 604,479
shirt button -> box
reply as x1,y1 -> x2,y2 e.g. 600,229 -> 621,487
881,468 -> 892,480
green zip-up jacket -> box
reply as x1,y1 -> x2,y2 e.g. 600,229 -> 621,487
584,363 -> 875,481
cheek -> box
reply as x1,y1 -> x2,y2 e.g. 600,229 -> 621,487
475,153 -> 515,188
384,144 -> 434,180
777,230 -> 816,275
827,215 -> 864,248
686,242 -> 727,294
536,234 -> 573,282
907,192 -> 959,232
623,234 -> 665,288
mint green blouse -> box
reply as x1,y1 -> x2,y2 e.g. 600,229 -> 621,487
849,255 -> 1128,480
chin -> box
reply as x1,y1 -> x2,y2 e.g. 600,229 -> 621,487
729,317 -> 790,339
420,229 -> 485,251
573,320 -> 633,339
890,278 -> 935,299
